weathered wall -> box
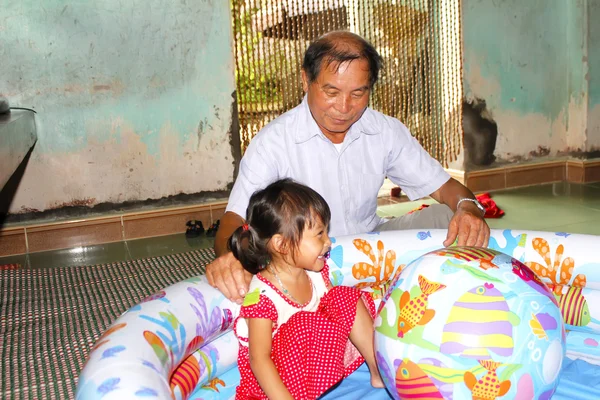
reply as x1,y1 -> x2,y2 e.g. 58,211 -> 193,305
0,0 -> 236,214
565,0 -> 589,153
462,0 -> 573,162
588,0 -> 600,151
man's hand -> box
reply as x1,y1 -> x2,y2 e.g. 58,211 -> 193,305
443,202 -> 490,247
429,178 -> 490,248
206,252 -> 252,304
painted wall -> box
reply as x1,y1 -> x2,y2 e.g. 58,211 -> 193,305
462,0 -> 600,163
588,1 -> 600,150
0,0 -> 236,214
565,0 -> 589,152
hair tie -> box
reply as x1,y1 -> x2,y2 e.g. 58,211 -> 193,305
242,223 -> 249,231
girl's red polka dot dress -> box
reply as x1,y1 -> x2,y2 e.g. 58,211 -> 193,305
234,264 -> 376,400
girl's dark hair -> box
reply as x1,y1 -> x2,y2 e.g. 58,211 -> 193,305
302,31 -> 383,88
228,179 -> 331,274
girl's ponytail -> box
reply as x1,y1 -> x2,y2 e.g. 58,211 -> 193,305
228,223 -> 271,274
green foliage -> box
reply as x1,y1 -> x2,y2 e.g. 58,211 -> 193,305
231,0 -> 284,106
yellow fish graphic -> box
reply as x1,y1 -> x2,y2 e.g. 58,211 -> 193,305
529,313 -> 548,340
464,360 -> 511,400
397,275 -> 446,338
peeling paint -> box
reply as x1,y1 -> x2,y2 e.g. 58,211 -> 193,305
462,0 -> 599,162
587,103 -> 600,150
491,107 -> 568,160
11,112 -> 236,212
567,94 -> 588,150
589,2 -> 600,107
228,90 -> 242,182
51,198 -> 97,209
587,2 -> 600,152
1,1 -> 237,214
19,207 -> 41,214
528,146 -> 550,158
464,60 -> 569,159
463,0 -> 569,119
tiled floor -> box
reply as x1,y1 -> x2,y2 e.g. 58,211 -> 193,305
2,182 -> 600,269
377,181 -> 600,234
0,233 -> 215,269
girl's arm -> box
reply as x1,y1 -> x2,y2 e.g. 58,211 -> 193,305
247,318 -> 293,400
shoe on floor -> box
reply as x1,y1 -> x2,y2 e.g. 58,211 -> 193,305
185,220 -> 205,238
206,220 -> 220,237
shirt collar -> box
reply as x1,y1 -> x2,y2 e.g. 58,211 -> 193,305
294,95 -> 380,144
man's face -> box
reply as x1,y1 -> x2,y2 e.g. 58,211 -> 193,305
302,58 -> 371,143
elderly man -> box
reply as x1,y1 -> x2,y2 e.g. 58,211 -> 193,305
207,31 -> 489,303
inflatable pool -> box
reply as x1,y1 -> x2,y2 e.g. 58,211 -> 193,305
76,229 -> 600,399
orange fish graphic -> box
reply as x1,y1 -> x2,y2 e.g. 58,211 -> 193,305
479,258 -> 499,271
170,355 -> 200,398
94,322 -> 127,350
202,377 -> 226,392
464,360 -> 511,400
433,247 -> 499,271
186,335 -> 205,356
397,275 -> 446,338
395,359 -> 444,399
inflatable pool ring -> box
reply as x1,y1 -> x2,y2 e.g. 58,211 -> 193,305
76,229 -> 600,400
76,276 -> 241,399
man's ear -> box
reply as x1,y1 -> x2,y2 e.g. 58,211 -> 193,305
301,69 -> 309,93
270,234 -> 288,255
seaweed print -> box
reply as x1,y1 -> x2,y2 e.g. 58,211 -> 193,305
351,239 -> 402,298
525,238 -> 586,294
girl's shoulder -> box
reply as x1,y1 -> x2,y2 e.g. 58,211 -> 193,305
243,273 -> 283,308
249,272 -> 277,293
239,275 -> 279,320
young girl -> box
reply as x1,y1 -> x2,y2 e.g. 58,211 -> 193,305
229,179 -> 384,400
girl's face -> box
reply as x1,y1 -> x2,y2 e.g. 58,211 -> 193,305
295,218 -> 332,272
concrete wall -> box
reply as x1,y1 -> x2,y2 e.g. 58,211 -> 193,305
588,1 -> 600,150
463,0 -> 571,162
0,0 -> 236,214
462,0 -> 599,163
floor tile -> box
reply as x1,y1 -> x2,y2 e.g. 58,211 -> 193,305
0,253 -> 28,268
125,233 -> 214,260
1,182 -> 599,269
27,241 -> 131,269
376,198 -> 436,218
545,220 -> 600,235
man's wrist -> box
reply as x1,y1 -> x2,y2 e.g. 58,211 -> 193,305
456,198 -> 485,216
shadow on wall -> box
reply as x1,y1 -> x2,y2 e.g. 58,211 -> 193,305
462,98 -> 498,168
0,144 -> 36,227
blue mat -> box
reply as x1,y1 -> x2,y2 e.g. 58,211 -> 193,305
318,358 -> 600,400
190,348 -> 600,399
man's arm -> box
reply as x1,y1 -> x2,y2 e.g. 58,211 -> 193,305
206,211 -> 252,304
429,178 -> 490,247
214,211 -> 245,257
429,177 -> 480,212
207,134 -> 277,302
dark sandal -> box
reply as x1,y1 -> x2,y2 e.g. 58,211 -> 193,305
206,219 -> 220,237
185,220 -> 205,238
